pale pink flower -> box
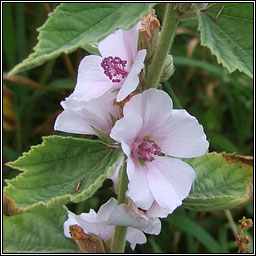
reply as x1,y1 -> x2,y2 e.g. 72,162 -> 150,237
64,198 -> 146,250
110,88 -> 209,217
69,22 -> 146,103
54,89 -> 119,135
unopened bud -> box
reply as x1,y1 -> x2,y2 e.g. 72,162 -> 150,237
246,219 -> 253,227
160,54 -> 175,82
174,3 -> 209,21
243,235 -> 250,244
241,223 -> 247,229
175,3 -> 209,12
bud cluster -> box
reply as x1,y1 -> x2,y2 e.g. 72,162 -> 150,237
174,3 -> 209,22
235,216 -> 253,253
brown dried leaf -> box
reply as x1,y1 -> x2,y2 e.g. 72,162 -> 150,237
3,84 -> 16,131
3,194 -> 18,216
222,153 -> 253,166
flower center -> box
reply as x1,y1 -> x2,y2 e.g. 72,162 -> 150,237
136,139 -> 161,162
101,56 -> 128,83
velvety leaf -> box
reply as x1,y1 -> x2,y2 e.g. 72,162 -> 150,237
8,3 -> 156,75
183,152 -> 253,211
198,3 -> 253,78
3,206 -> 80,253
4,136 -> 123,213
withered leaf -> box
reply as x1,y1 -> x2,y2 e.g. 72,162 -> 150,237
222,153 -> 253,166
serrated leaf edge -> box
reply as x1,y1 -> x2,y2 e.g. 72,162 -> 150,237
8,3 -> 157,75
4,135 -> 123,213
198,10 -> 253,78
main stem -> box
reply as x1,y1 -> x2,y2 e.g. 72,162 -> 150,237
146,3 -> 179,88
110,159 -> 129,253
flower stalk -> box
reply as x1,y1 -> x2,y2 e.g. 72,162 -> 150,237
110,159 -> 129,253
145,3 -> 179,89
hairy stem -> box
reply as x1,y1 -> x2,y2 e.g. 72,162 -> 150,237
110,159 -> 128,253
146,3 -> 179,88
224,209 -> 239,240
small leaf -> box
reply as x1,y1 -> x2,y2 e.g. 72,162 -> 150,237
8,3 -> 156,75
182,152 -> 253,211
198,3 -> 253,78
3,206 -> 80,253
4,136 -> 123,213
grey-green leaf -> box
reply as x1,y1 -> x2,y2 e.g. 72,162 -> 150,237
198,3 -> 253,78
183,152 -> 253,211
4,136 -> 123,213
3,206 -> 80,253
8,3 -> 156,75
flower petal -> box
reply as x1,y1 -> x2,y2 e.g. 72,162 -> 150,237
126,160 -> 155,210
126,227 -> 147,250
122,88 -> 173,138
55,90 -> 119,135
126,156 -> 136,180
78,199 -> 117,241
98,28 -> 129,62
54,108 -> 96,135
71,55 -> 113,101
110,113 -> 143,156
108,202 -> 161,235
146,201 -> 170,218
109,157 -> 124,185
159,109 -> 209,158
64,211 -> 79,238
96,198 -> 118,222
122,21 -> 142,62
116,49 -> 147,102
147,156 -> 196,214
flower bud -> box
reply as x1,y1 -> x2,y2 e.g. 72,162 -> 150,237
160,54 -> 175,82
246,219 -> 253,227
174,3 -> 209,21
241,223 -> 247,229
243,235 -> 250,244
175,3 -> 209,12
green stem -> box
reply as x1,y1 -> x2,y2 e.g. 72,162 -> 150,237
145,3 -> 179,88
110,159 -> 128,253
224,209 -> 239,240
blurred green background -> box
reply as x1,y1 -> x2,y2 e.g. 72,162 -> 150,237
3,3 -> 253,253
